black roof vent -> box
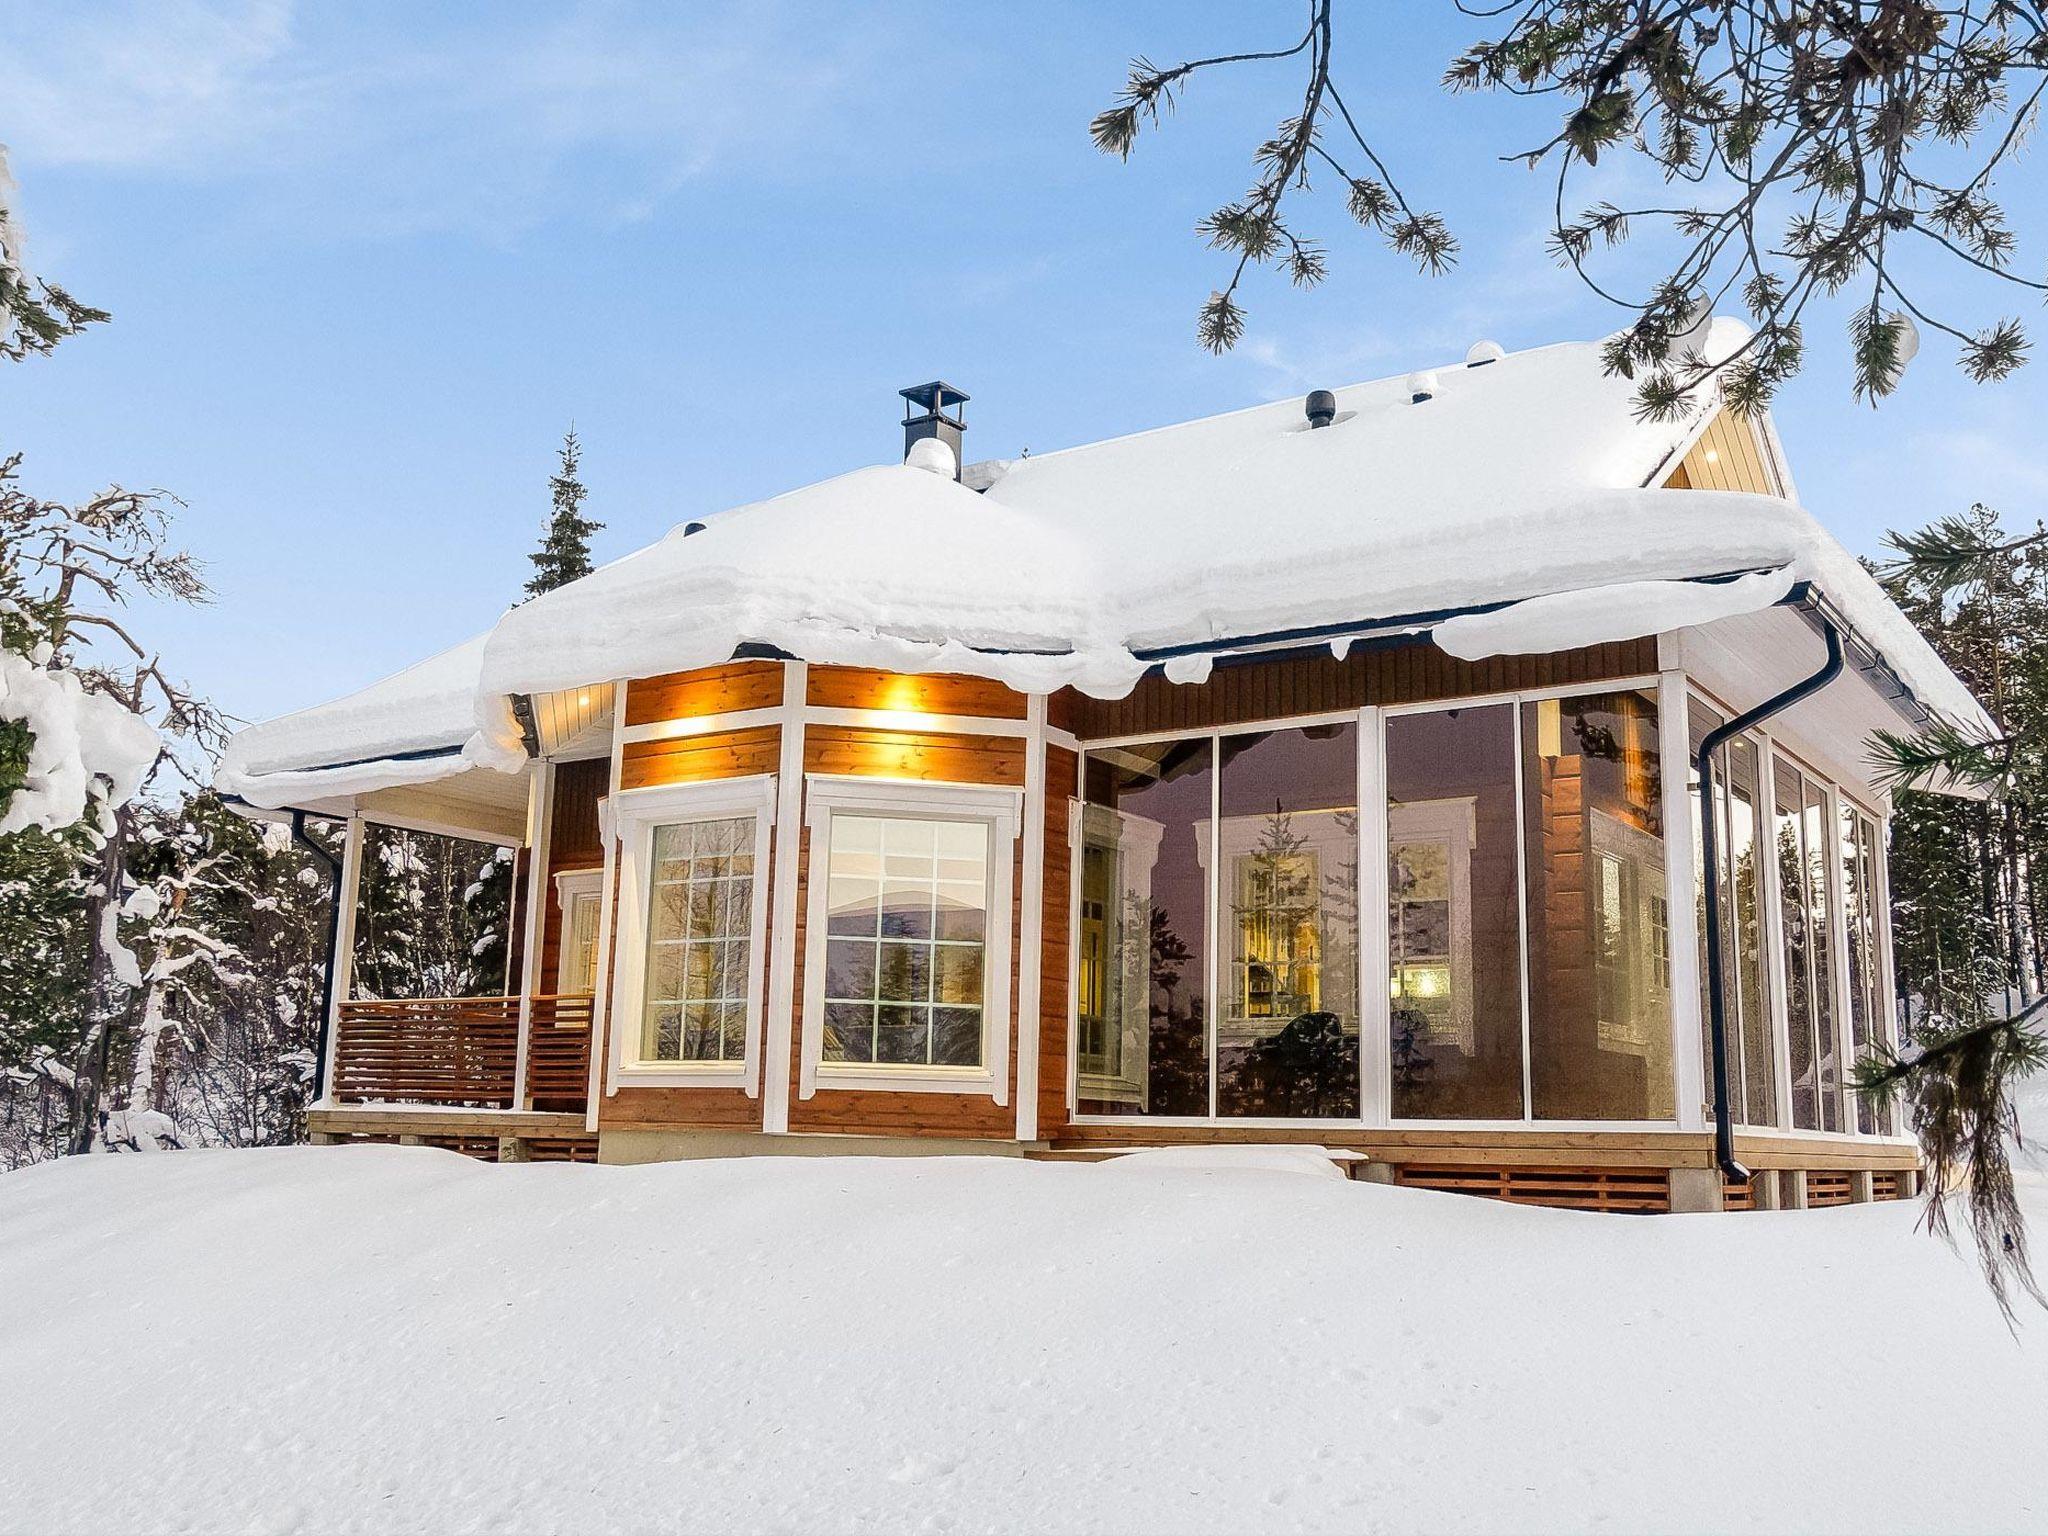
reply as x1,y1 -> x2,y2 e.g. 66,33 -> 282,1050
683,521 -> 707,536
1305,389 -> 1337,429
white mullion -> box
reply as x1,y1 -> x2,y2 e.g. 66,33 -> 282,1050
761,661 -> 808,1131
1660,676 -> 1707,1133
1196,733 -> 1212,1122
1014,695 -> 1048,1142
1065,794 -> 1084,1116
1511,701 -> 1533,1122
584,681 -> 628,1129
1358,705 -> 1391,1128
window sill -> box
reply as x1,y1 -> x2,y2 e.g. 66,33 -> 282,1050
612,1061 -> 752,1091
809,1063 -> 998,1098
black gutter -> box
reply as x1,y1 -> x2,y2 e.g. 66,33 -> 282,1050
289,810 -> 345,1104
1696,617 -> 1844,1182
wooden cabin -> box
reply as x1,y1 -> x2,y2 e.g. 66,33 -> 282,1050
217,327 -> 1986,1212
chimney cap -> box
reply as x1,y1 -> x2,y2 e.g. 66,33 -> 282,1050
901,380 -> 970,420
1305,389 -> 1338,428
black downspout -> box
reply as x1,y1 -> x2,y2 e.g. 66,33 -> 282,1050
1696,618 -> 1844,1182
290,810 -> 345,1104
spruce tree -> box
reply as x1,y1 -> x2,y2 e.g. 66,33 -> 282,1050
524,428 -> 601,598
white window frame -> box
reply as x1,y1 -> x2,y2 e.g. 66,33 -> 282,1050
799,775 -> 1021,1102
607,774 -> 777,1093
552,868 -> 605,997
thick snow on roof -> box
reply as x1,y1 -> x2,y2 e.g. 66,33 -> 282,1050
215,634 -> 493,808
222,321 -> 1991,792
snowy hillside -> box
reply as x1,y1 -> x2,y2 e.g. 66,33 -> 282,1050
1,1147 -> 2042,1535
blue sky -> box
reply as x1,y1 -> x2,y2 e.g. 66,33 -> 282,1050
3,0 -> 2044,731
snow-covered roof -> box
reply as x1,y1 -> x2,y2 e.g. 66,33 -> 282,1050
218,321 -> 1991,807
216,634 -> 492,809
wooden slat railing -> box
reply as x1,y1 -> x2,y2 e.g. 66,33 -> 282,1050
334,996 -> 521,1108
333,994 -> 596,1112
525,994 -> 595,1111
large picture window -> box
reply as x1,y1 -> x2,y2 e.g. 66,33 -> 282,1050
1690,701 -> 1778,1128
1521,690 -> 1675,1121
1077,740 -> 1211,1117
1772,756 -> 1843,1131
820,814 -> 989,1069
1217,724 -> 1359,1119
800,778 -> 1018,1100
609,775 -> 776,1091
1386,705 -> 1525,1121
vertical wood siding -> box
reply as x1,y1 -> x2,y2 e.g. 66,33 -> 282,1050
1662,409 -> 1779,496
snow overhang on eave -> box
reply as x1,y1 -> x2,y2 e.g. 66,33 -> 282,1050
215,743 -> 476,816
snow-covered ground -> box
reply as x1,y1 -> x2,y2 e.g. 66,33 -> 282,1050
2,1146 -> 2042,1536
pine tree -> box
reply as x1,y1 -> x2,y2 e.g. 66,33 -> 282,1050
1863,506 -> 2048,1315
524,428 -> 601,598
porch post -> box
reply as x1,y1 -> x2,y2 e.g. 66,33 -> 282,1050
512,758 -> 556,1113
319,814 -> 365,1108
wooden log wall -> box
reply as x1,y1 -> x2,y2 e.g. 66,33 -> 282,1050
572,645 -> 1917,1191
1055,637 -> 1658,741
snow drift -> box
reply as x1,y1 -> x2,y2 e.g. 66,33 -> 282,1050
1,1147 -> 2041,1535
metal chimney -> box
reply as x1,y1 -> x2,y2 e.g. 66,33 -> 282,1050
900,381 -> 969,478
1305,389 -> 1337,428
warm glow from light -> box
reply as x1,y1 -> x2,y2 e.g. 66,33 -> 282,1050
578,692 -> 591,707
1703,448 -> 1720,464
1392,965 -> 1449,999
880,676 -> 930,714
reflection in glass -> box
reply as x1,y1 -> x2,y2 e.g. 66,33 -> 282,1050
1521,691 -> 1674,1120
1690,704 -> 1777,1127
1217,724 -> 1359,1118
1841,804 -> 1889,1133
1774,757 -> 1844,1130
641,816 -> 755,1062
820,814 -> 988,1069
1387,705 -> 1525,1120
1078,740 -> 1211,1116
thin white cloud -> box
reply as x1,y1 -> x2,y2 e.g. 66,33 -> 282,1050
0,0 -> 878,238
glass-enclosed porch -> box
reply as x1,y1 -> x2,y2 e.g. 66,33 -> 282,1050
1071,672 -> 1903,1140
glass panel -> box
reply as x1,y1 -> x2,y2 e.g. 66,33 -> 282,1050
1076,739 -> 1212,1116
819,813 -> 988,1069
1803,780 -> 1842,1131
1688,703 -> 1776,1128
640,816 -> 755,1063
561,889 -> 602,996
1772,759 -> 1848,1132
1216,723 -> 1360,1118
1387,705 -> 1525,1120
1521,691 -> 1674,1121
1841,804 -> 1889,1133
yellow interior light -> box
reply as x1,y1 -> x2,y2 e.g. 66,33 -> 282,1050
1536,696 -> 1562,758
